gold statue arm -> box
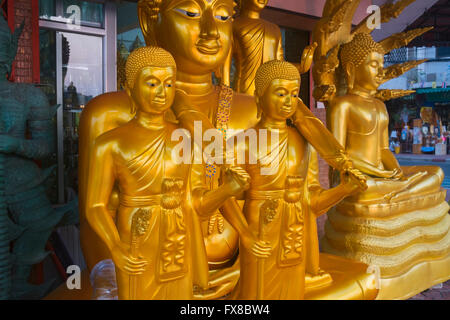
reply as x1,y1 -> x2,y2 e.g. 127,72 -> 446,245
85,140 -> 121,252
292,98 -> 349,171
310,181 -> 359,217
380,124 -> 403,175
192,164 -> 249,217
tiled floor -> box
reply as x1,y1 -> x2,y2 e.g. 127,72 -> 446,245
409,281 -> 450,300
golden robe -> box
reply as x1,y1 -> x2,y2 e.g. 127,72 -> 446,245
88,122 -> 209,299
232,125 -> 311,299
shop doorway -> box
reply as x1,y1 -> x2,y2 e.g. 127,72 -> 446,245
39,0 -> 116,204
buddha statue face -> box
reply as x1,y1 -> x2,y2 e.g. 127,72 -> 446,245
139,0 -> 234,75
128,66 -> 176,115
352,51 -> 384,92
258,78 -> 300,121
125,46 -> 177,114
255,60 -> 301,121
340,33 -> 385,92
241,0 -> 268,12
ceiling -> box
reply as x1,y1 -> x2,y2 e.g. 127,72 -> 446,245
406,0 -> 450,47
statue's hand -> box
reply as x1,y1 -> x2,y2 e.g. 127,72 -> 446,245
377,169 -> 399,179
392,168 -> 405,180
241,232 -> 272,259
343,167 -> 368,191
340,170 -> 365,194
0,135 -> 19,154
111,241 -> 149,276
223,165 -> 251,196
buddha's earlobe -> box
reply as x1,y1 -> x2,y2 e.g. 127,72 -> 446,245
255,95 -> 262,119
124,83 -> 137,115
345,62 -> 356,91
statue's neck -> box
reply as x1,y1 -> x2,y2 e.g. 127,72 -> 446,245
176,70 -> 215,96
241,9 -> 261,20
259,114 -> 287,130
348,85 -> 377,99
135,110 -> 166,130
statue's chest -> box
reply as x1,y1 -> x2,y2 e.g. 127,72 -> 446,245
0,97 -> 28,134
349,104 -> 379,135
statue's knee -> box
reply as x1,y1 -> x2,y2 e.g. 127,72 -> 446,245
432,166 -> 445,183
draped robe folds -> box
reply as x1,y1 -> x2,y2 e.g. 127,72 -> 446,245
89,123 -> 209,300
233,17 -> 284,95
232,125 -> 320,299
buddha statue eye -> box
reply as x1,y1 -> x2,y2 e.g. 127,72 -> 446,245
147,82 -> 157,87
174,8 -> 201,18
215,15 -> 230,21
214,6 -> 232,22
166,84 -> 173,88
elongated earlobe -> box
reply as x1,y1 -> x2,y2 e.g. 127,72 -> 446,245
345,62 -> 356,91
255,95 -> 262,119
125,83 -> 137,115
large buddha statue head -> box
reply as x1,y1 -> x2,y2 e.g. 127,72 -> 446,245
125,46 -> 177,115
254,60 -> 300,121
340,33 -> 385,93
138,0 -> 234,75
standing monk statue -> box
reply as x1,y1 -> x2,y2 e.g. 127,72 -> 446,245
231,60 -> 369,300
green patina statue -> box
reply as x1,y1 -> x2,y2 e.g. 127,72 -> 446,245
0,15 -> 77,300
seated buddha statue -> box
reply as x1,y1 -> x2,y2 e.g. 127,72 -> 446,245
86,47 -> 252,300
230,61 -> 365,300
323,33 -> 450,299
80,0 -> 375,300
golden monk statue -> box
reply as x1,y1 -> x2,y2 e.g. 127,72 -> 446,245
312,0 -> 450,299
232,0 -> 282,94
231,61 -> 364,299
230,0 -> 316,94
86,47 -> 254,300
79,0 -> 377,300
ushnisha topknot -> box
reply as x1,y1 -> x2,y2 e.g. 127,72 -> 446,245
255,60 -> 300,97
125,46 -> 176,89
340,33 -> 385,70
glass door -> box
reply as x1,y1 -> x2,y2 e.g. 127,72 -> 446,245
58,32 -> 103,202
40,29 -> 103,203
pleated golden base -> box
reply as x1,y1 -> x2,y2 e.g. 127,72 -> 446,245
323,189 -> 450,300
376,254 -> 450,300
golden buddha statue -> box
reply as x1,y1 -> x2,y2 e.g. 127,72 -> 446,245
79,0 -> 377,300
313,0 -> 450,299
86,47 -> 254,300
230,60 -> 366,299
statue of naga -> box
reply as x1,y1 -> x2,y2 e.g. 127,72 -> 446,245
0,16 -> 77,299
312,0 -> 449,299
